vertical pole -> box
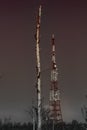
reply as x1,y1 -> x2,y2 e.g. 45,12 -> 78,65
35,5 -> 42,130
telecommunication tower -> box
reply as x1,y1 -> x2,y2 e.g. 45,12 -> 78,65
49,34 -> 63,123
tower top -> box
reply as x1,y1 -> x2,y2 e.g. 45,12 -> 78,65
52,34 -> 55,53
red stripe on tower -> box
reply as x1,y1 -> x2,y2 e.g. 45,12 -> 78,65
49,34 -> 63,123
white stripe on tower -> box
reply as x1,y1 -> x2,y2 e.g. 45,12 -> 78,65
49,34 -> 63,122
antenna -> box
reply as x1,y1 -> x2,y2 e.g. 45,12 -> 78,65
49,34 -> 63,123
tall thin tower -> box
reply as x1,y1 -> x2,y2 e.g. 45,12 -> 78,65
35,5 -> 42,130
49,34 -> 63,122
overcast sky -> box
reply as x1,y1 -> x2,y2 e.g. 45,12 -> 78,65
0,0 -> 87,123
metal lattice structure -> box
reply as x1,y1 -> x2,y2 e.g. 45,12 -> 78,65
49,34 -> 63,123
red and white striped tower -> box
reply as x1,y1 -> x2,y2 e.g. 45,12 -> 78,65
49,34 -> 63,123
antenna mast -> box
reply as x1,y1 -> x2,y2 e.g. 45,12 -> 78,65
49,34 -> 63,123
35,5 -> 42,130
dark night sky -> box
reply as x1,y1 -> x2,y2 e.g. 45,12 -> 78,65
0,0 -> 87,123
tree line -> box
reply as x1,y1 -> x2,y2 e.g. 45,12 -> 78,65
0,119 -> 86,130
